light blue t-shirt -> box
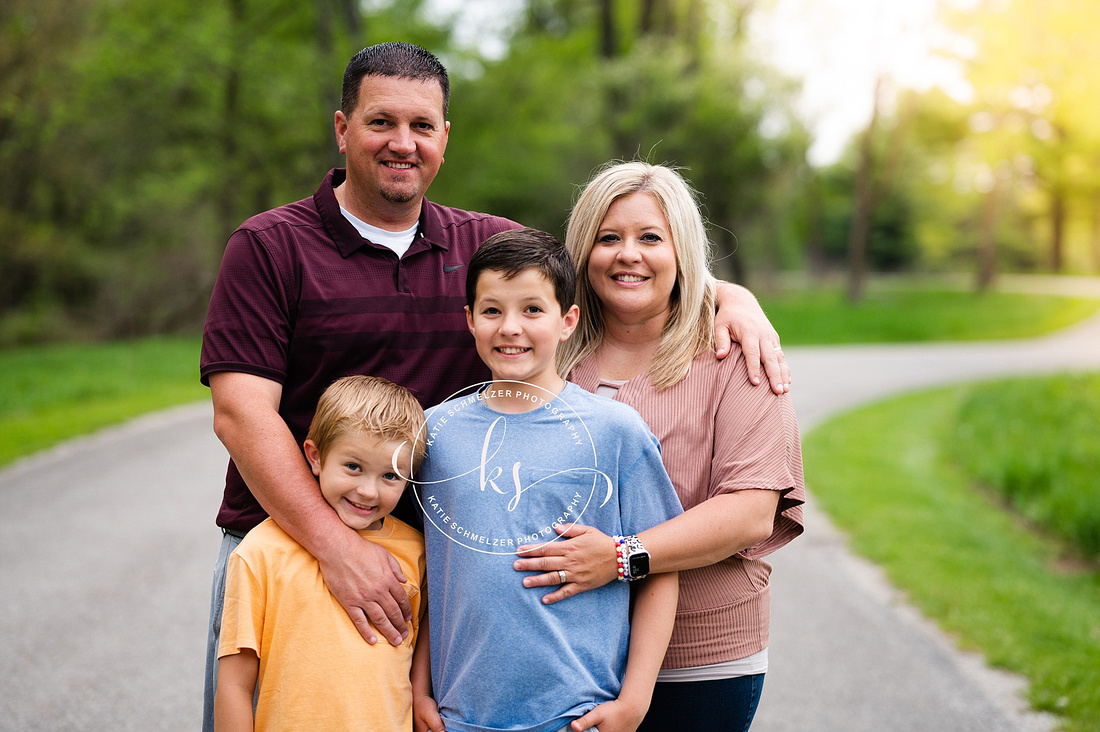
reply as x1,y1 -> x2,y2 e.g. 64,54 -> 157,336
415,381 -> 683,732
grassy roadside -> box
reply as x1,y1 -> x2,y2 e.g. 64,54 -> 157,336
951,375 -> 1100,559
2,290 -> 1097,470
803,384 -> 1100,732
0,336 -> 206,468
757,289 -> 1100,344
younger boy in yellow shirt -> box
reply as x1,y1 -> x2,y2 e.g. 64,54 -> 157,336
214,375 -> 427,731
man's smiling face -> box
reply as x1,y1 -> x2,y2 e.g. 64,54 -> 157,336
335,74 -> 449,222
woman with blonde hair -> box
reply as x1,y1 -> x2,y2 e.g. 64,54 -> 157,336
515,161 -> 806,732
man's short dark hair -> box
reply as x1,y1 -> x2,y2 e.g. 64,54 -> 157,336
341,42 -> 450,117
466,228 -> 577,315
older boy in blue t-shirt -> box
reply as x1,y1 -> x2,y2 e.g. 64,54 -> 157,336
411,228 -> 682,732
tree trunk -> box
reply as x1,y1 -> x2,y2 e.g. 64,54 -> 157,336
640,0 -> 657,34
976,175 -> 1000,293
599,0 -> 617,58
219,0 -> 245,240
1050,185 -> 1065,272
847,78 -> 882,303
316,0 -> 346,167
336,0 -> 361,37
805,168 -> 826,278
1091,189 -> 1100,273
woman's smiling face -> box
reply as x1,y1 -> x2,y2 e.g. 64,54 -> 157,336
586,192 -> 678,326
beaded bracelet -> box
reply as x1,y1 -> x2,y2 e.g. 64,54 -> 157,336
614,535 -> 629,581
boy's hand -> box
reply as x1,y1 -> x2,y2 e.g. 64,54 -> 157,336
713,281 -> 790,394
570,698 -> 646,732
318,533 -> 412,646
414,693 -> 446,732
514,523 -> 617,604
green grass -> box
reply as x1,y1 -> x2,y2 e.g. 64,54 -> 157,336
950,375 -> 1100,558
0,336 -> 207,468
2,286 -> 1098,472
758,289 -> 1100,345
804,384 -> 1100,731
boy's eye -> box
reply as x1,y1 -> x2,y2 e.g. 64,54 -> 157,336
482,306 -> 501,315
524,305 -> 543,314
382,472 -> 401,481
344,462 -> 361,472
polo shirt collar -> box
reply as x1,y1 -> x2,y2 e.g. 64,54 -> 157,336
316,168 -> 451,258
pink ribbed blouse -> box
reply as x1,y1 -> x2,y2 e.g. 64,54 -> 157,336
570,348 -> 806,668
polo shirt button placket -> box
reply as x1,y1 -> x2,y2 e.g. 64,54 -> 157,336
395,257 -> 411,294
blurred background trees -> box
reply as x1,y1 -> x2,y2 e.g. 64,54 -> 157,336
1,0 -> 1098,346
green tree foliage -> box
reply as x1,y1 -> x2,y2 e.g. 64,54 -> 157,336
1,0 -> 809,346
944,0 -> 1100,273
0,0 -> 99,344
433,0 -> 810,284
0,0 -> 450,347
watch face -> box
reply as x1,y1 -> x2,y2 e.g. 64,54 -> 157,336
629,553 -> 650,578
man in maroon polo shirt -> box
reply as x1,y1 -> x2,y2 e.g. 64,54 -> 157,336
199,41 -> 789,731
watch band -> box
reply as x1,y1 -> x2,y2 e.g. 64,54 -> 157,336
614,534 -> 650,581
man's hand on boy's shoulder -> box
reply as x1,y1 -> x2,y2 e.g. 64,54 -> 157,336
317,533 -> 412,646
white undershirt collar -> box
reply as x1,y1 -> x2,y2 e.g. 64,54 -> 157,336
339,205 -> 418,257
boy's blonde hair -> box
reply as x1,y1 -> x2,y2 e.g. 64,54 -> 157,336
306,375 -> 427,473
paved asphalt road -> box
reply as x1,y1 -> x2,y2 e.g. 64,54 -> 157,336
2,277 -> 1099,731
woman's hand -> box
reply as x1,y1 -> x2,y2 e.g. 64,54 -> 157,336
513,523 -> 618,604
713,281 -> 790,394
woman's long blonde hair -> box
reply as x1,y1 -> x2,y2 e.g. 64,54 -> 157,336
557,161 -> 717,390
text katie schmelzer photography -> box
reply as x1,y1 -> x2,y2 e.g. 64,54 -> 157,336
411,381 -> 613,554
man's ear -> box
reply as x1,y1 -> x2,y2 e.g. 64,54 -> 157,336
334,111 -> 348,154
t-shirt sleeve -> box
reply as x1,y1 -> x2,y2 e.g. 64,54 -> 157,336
218,545 -> 266,659
710,353 -> 805,559
617,418 -> 684,536
200,227 -> 295,386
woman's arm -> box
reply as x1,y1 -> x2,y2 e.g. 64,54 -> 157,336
214,650 -> 259,732
515,489 -> 778,604
569,571 -> 679,732
639,489 -> 779,572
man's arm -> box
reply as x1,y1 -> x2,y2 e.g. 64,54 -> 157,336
209,371 -> 411,645
714,281 -> 790,394
569,572 -> 679,732
214,650 -> 259,732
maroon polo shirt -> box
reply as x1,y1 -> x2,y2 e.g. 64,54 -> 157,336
201,169 -> 520,531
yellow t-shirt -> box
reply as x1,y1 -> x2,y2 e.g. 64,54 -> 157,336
219,516 -> 425,731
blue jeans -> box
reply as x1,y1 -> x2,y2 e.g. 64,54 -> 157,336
202,530 -> 245,732
638,675 -> 765,732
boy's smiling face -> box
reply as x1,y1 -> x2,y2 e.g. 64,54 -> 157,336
304,432 -> 412,532
465,268 -> 579,397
